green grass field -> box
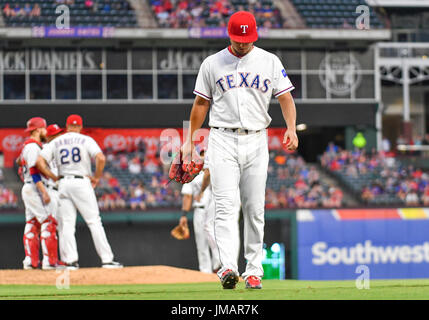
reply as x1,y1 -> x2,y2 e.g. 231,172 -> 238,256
1,279 -> 429,300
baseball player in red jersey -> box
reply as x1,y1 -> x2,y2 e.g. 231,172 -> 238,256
182,11 -> 298,289
20,117 -> 61,270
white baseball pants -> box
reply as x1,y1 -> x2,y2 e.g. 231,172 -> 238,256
208,128 -> 268,280
205,190 -> 240,271
22,184 -> 50,224
193,207 -> 212,273
58,177 -> 114,264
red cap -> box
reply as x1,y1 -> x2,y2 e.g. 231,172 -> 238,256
46,124 -> 63,137
25,117 -> 47,132
228,11 -> 258,43
66,114 -> 83,126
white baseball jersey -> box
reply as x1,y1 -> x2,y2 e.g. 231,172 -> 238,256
43,152 -> 59,188
193,46 -> 294,131
40,132 -> 102,177
21,142 -> 42,183
181,172 -> 211,208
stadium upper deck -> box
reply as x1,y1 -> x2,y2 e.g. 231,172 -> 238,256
0,0 -> 388,30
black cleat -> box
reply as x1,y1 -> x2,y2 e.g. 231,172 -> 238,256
64,261 -> 79,270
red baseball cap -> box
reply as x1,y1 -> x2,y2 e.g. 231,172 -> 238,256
66,114 -> 83,126
25,117 -> 47,132
228,11 -> 258,43
46,124 -> 63,137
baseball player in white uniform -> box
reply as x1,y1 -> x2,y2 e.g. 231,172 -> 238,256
181,150 -> 214,273
20,117 -> 61,270
36,114 -> 123,269
181,11 -> 298,289
44,124 -> 66,263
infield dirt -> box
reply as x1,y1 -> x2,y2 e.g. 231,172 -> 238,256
0,266 -> 218,285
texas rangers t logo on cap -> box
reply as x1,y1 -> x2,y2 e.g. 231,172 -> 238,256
240,25 -> 248,33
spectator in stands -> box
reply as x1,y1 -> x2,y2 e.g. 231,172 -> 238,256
422,186 -> 429,206
143,156 -> 160,174
129,157 -> 142,175
422,134 -> 429,146
3,3 -> 13,17
405,190 -> 420,206
23,3 -> 32,16
92,0 -> 99,13
129,183 -> 146,210
85,0 -> 94,9
30,4 -> 41,17
119,154 -> 128,170
0,185 -> 18,209
103,0 -> 112,13
381,136 -> 391,152
13,4 -> 25,16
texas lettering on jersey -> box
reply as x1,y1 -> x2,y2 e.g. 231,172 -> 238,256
216,73 -> 271,93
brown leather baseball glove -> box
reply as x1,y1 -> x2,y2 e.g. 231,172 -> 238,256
171,219 -> 190,240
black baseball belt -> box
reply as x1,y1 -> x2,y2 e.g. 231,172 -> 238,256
59,175 -> 84,179
212,127 -> 261,135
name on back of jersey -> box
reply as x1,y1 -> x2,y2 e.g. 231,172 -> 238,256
54,136 -> 86,148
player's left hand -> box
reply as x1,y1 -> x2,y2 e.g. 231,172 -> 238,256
284,129 -> 298,150
42,192 -> 51,205
179,216 -> 188,227
89,176 -> 100,188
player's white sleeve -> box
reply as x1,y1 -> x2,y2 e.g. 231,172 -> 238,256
86,136 -> 103,158
181,182 -> 193,195
193,58 -> 212,101
272,56 -> 295,98
25,144 -> 41,168
40,142 -> 54,163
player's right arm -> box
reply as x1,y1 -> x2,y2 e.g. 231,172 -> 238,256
37,143 -> 59,182
36,156 -> 58,182
90,152 -> 106,188
182,96 -> 210,158
182,58 -> 212,159
180,183 -> 193,226
35,179 -> 50,204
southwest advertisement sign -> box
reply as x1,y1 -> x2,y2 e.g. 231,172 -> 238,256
0,127 -> 289,167
297,209 -> 429,280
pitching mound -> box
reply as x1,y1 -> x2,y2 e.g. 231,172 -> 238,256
0,266 -> 219,285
